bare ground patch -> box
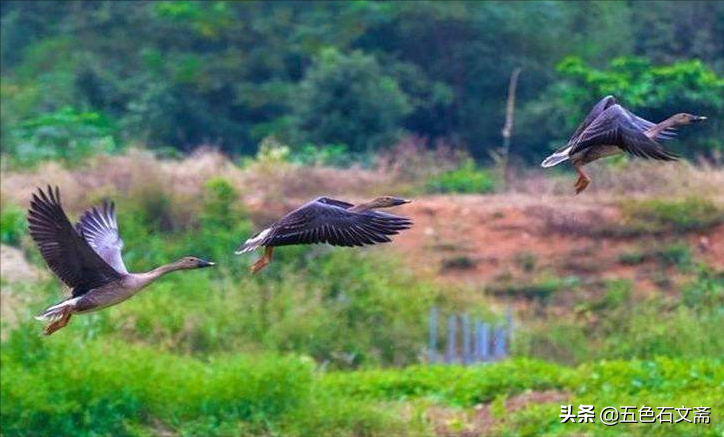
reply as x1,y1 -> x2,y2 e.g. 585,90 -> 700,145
425,390 -> 571,436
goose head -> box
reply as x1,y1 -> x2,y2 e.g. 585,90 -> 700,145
670,113 -> 707,125
176,256 -> 216,269
368,196 -> 412,209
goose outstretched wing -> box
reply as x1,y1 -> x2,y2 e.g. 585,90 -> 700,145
566,95 -> 619,146
556,96 -> 674,155
76,200 -> 128,274
28,186 -> 122,297
236,197 -> 412,252
571,105 -> 679,161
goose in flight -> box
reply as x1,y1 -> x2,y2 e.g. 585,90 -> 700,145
28,186 -> 215,335
541,95 -> 706,193
236,196 -> 413,273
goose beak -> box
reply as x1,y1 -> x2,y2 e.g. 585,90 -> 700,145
197,259 -> 216,268
394,198 -> 412,206
692,115 -> 707,122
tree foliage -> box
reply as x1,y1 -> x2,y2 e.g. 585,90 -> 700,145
1,1 -> 721,163
295,48 -> 411,152
542,56 -> 723,155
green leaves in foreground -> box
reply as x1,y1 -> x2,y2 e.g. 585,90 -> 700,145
1,332 -> 312,436
3,336 -> 721,437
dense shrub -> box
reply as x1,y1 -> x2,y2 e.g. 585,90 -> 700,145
2,332 -> 721,437
621,197 -> 724,234
4,106 -> 118,168
322,359 -> 573,406
0,203 -> 25,246
0,331 -> 314,436
682,268 -> 724,310
515,276 -> 724,364
487,275 -> 580,301
322,357 -> 722,408
288,143 -> 364,168
424,160 -> 497,194
497,358 -> 724,437
294,48 -> 412,153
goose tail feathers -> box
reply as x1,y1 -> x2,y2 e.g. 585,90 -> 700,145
235,228 -> 271,255
35,298 -> 78,322
541,147 -> 572,168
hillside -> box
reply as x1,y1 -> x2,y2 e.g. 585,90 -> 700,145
391,194 -> 723,295
3,150 -> 722,319
2,151 -> 723,435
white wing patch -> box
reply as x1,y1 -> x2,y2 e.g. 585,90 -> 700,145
235,228 -> 271,254
541,146 -> 572,168
35,297 -> 81,321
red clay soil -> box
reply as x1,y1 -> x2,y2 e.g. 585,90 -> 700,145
387,194 -> 722,294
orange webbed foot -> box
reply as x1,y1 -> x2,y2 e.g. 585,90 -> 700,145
43,312 -> 72,336
249,258 -> 270,274
574,175 -> 591,194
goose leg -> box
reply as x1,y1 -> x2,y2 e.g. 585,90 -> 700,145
44,310 -> 73,336
574,164 -> 591,194
250,247 -> 274,274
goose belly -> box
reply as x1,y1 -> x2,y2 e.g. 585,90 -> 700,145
572,145 -> 622,165
74,283 -> 138,314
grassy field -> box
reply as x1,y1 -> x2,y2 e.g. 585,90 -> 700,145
1,149 -> 723,436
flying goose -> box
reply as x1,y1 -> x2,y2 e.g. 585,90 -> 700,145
541,95 -> 706,193
28,186 -> 215,335
236,196 -> 413,273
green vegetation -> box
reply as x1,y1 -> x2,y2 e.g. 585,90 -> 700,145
294,48 -> 412,153
323,359 -> 572,406
2,167 -> 722,435
440,255 -> 478,271
547,56 -> 723,156
2,2 -> 721,166
424,160 -> 496,194
514,251 -> 537,273
4,332 -> 720,436
487,275 -> 580,301
619,242 -> 695,271
682,268 -> 724,310
0,332 -> 413,436
621,197 -> 724,234
654,243 -> 694,271
3,106 -> 117,167
1,2 -> 723,435
518,276 -> 724,365
0,203 -> 25,246
618,250 -> 646,266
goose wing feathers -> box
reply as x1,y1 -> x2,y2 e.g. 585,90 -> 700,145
242,197 -> 412,249
76,200 -> 128,274
27,186 -> 122,297
622,107 -> 677,141
571,105 -> 679,161
566,95 -> 619,146
554,96 -> 675,154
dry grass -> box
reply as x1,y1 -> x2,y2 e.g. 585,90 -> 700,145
510,159 -> 724,202
0,148 -> 404,223
5,145 -> 721,216
528,203 -> 623,238
0,142 -> 468,230
0,244 -> 48,337
375,136 -> 467,184
0,245 -> 45,284
2,149 -> 722,336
